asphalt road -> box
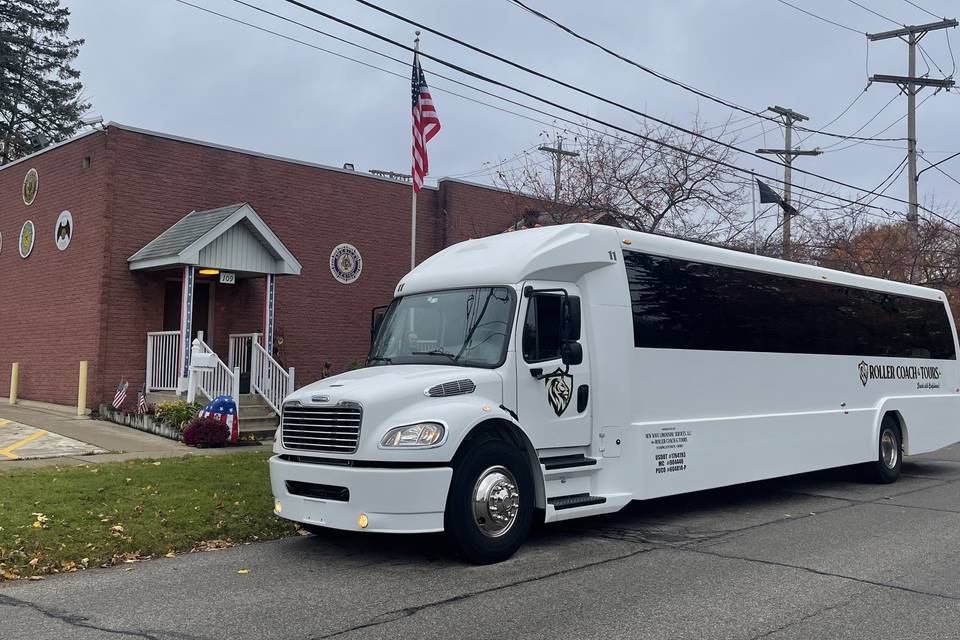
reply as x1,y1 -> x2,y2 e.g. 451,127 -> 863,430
3,445 -> 960,640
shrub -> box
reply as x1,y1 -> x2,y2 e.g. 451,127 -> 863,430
155,400 -> 204,432
181,416 -> 228,447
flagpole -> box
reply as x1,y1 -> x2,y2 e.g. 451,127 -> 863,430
411,31 -> 420,272
751,170 -> 757,255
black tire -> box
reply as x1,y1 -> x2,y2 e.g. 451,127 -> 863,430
445,436 -> 534,564
863,415 -> 902,484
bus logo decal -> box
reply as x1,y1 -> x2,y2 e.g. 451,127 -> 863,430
858,361 -> 869,387
544,369 -> 572,416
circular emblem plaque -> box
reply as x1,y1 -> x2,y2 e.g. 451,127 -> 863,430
22,168 -> 39,206
19,220 -> 35,258
329,243 -> 362,284
55,210 -> 74,251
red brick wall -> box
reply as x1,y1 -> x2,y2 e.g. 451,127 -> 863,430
98,127 -> 444,405
0,126 -> 552,407
439,180 -> 548,245
0,133 -> 112,407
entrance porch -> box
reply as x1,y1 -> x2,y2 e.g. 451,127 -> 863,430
129,203 -> 302,419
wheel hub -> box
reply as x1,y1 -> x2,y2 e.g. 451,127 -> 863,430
881,429 -> 899,469
472,466 -> 520,538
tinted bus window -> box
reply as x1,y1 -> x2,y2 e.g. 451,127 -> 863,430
623,251 -> 956,359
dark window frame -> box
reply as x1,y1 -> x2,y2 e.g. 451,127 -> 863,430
623,250 -> 957,360
522,293 -> 566,364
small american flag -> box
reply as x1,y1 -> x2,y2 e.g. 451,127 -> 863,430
136,384 -> 148,414
411,50 -> 441,192
112,380 -> 128,410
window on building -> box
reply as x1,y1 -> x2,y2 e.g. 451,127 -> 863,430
623,250 -> 956,359
523,294 -> 564,362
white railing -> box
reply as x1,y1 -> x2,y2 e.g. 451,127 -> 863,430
146,331 -> 181,391
228,333 -> 262,374
188,333 -> 240,403
250,340 -> 295,415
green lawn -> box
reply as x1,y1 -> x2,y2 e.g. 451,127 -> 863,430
0,452 -> 298,580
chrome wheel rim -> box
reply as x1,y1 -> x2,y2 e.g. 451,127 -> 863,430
472,465 -> 520,538
881,429 -> 899,469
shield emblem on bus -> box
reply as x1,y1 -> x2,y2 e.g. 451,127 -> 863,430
858,361 -> 869,387
544,368 -> 573,416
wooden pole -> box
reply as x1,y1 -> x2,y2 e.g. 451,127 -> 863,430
9,362 -> 18,405
77,360 -> 88,416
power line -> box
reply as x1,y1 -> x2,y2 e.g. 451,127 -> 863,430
502,0 -> 907,144
903,0 -> 947,21
846,0 -> 902,26
774,0 -> 863,35
178,0 -> 958,229
272,0 -> 958,225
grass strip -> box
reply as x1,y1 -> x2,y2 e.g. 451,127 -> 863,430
0,452 -> 297,580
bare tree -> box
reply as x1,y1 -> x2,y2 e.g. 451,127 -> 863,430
496,119 -> 748,243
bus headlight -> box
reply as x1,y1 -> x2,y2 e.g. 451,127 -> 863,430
379,422 -> 445,448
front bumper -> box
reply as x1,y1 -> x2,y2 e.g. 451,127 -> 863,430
269,455 -> 453,534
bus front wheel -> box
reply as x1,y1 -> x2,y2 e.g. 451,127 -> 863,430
445,436 -> 534,564
864,415 -> 902,484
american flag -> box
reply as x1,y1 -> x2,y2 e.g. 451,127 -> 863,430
136,384 -> 148,414
112,380 -> 128,410
199,395 -> 239,443
411,50 -> 441,192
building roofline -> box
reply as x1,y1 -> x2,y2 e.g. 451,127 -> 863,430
0,127 -> 102,172
1,120 -> 534,199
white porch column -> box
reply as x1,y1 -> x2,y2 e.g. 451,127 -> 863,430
263,273 -> 276,357
178,265 -> 196,392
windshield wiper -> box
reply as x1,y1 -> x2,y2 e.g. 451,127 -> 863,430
412,349 -> 457,360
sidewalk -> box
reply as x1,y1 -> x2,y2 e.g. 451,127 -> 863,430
0,400 -> 271,472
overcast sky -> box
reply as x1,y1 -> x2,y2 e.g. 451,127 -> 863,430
62,0 -> 960,218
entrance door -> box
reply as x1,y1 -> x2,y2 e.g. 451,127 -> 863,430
163,280 -> 212,340
515,281 -> 592,449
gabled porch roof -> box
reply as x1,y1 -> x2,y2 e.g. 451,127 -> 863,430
128,203 -> 301,275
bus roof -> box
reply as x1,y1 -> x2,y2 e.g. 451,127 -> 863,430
400,223 -> 946,302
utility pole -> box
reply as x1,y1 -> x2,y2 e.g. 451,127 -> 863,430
538,133 -> 579,202
868,19 -> 957,244
756,106 -> 822,260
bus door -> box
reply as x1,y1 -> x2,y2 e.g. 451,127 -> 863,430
515,282 -> 592,449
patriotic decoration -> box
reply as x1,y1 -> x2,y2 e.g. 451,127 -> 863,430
112,380 -> 128,410
198,395 -> 239,443
136,384 -> 149,414
411,50 -> 441,192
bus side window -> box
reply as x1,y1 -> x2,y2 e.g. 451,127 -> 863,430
523,295 -> 563,362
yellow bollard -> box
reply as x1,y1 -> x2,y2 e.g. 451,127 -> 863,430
77,360 -> 88,416
9,362 -> 18,405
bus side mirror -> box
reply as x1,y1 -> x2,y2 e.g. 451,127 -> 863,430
370,305 -> 388,343
560,341 -> 583,366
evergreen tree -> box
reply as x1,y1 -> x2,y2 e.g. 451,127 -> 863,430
0,0 -> 89,164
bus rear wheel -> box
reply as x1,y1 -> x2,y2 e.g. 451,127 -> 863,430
864,415 -> 902,484
445,436 -> 534,564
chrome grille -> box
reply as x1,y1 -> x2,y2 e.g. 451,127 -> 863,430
426,379 -> 476,397
281,403 -> 361,453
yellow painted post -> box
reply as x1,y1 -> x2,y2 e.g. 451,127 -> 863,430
9,362 -> 19,405
77,360 -> 88,416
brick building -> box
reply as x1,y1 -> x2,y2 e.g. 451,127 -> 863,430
0,123 -> 544,412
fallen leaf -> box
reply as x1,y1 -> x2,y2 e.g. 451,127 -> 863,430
165,551 -> 176,558
27,575 -> 43,581
237,568 -> 250,574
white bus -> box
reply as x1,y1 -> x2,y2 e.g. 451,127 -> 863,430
270,224 -> 960,563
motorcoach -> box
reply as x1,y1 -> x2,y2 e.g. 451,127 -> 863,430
270,224 -> 960,562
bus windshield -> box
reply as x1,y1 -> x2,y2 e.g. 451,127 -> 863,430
368,287 -> 515,368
